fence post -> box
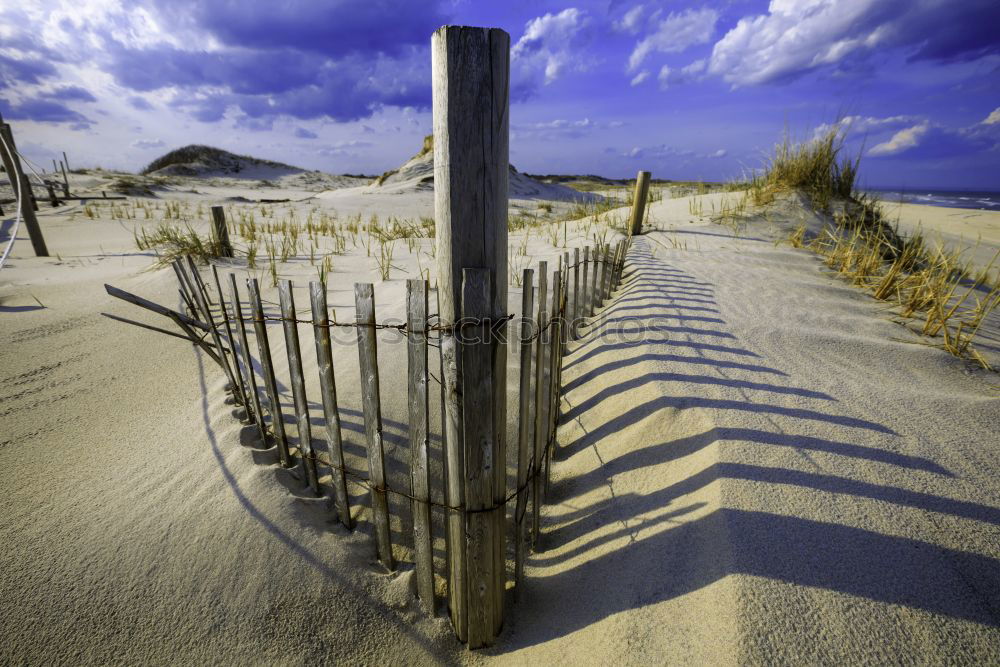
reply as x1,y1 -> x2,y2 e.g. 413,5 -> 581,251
212,266 -> 250,411
211,205 -> 234,258
184,256 -> 241,404
514,268 -> 534,593
530,261 -> 548,545
589,244 -> 599,316
247,278 -> 291,466
0,122 -> 48,257
628,170 -> 652,236
228,273 -> 266,445
278,280 -> 321,495
432,24 -> 510,648
355,282 -> 394,570
572,248 -> 580,339
59,160 -> 70,197
406,278 -> 435,613
310,281 -> 352,530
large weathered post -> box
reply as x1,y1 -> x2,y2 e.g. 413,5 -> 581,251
432,24 -> 509,648
211,205 -> 234,258
0,121 -> 47,256
627,170 -> 652,236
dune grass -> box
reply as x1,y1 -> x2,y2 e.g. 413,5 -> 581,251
749,125 -> 859,211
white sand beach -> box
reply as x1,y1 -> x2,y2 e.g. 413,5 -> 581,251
1,165 -> 998,664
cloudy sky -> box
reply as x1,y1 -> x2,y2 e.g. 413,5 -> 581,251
1,0 -> 998,189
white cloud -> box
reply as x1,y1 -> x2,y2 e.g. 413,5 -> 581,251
615,5 -> 645,35
983,107 -> 1000,125
869,123 -> 930,156
657,59 -> 707,89
709,149 -> 727,158
627,8 -> 718,72
131,139 -> 165,149
513,8 -> 589,85
630,70 -> 650,86
812,114 -> 919,140
706,0 -> 1000,87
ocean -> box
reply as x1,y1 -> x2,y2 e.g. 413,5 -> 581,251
867,188 -> 1000,211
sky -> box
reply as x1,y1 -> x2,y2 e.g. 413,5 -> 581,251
1,0 -> 999,189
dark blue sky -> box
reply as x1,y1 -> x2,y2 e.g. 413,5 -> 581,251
2,0 -> 999,188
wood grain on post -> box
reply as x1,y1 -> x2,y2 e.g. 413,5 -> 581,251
407,279 -> 435,614
228,273 -> 267,446
354,282 -> 394,570
309,281 -> 352,529
627,170 -> 652,236
279,280 -> 321,495
530,261 -> 548,545
439,315 -> 465,637
211,205 -> 234,258
0,124 -> 47,256
460,268 -> 497,648
247,278 -> 291,466
432,24 -> 510,647
514,269 -> 534,591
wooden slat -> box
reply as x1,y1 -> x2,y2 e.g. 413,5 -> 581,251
579,247 -> 589,335
101,311 -> 213,346
571,247 -> 580,340
183,257 -> 240,403
354,282 -> 394,570
212,265 -> 249,412
309,281 -> 352,529
105,283 -> 208,332
514,268 -> 534,592
247,278 -> 291,466
459,268 -> 496,648
530,261 -> 548,546
589,244 -> 599,317
440,306 -> 465,638
545,269 -> 562,497
407,279 -> 434,614
279,280 -> 320,494
229,273 -> 266,446
185,255 -> 214,307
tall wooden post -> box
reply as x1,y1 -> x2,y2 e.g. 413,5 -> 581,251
432,24 -> 509,648
59,160 -> 70,197
211,205 -> 234,258
0,120 -> 48,256
627,170 -> 652,236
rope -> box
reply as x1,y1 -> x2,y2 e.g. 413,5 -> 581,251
0,132 -> 23,271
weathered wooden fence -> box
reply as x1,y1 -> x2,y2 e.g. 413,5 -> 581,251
101,22 -> 641,649
103,236 -> 630,647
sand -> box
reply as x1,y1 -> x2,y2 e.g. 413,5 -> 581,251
2,175 -> 999,664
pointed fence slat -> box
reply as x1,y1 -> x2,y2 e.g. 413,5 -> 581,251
354,282 -> 394,570
247,278 -> 291,467
279,280 -> 321,494
406,279 -> 435,613
310,281 -> 352,529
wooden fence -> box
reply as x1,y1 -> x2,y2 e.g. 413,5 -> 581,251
104,236 -> 630,647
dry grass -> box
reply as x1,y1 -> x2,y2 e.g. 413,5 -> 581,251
749,125 -> 858,211
801,201 -> 1000,369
